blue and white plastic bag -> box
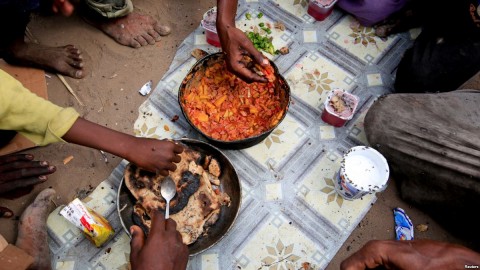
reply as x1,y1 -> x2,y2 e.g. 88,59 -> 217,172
393,207 -> 414,240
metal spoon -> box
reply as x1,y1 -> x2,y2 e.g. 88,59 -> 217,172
160,176 -> 176,219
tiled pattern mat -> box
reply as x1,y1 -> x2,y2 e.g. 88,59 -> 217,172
47,1 -> 415,269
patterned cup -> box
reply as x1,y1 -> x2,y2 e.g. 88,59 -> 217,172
201,7 -> 221,47
334,146 -> 390,200
307,0 -> 338,21
321,89 -> 359,127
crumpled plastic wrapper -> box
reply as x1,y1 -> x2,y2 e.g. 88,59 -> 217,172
393,207 -> 414,240
60,198 -> 115,247
139,80 -> 153,96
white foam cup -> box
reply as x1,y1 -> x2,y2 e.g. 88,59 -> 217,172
334,146 -> 390,200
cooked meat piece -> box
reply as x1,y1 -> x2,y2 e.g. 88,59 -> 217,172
191,49 -> 208,60
208,158 -> 221,177
205,171 -> 220,186
189,160 -> 204,175
202,155 -> 212,170
274,21 -> 286,31
330,95 -> 347,113
279,46 -> 289,55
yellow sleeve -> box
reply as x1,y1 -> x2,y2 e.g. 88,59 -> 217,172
0,70 -> 79,146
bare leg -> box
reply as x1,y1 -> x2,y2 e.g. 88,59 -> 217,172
0,4 -> 85,79
15,188 -> 56,270
85,12 -> 171,48
5,39 -> 85,79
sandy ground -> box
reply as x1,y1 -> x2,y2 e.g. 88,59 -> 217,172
0,0 -> 477,268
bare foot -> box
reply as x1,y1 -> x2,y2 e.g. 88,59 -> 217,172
15,188 -> 56,270
88,12 -> 171,48
6,40 -> 85,79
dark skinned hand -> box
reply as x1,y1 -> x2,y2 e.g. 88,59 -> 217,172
216,0 -> 269,83
217,25 -> 269,83
0,154 -> 56,195
340,240 -> 480,270
130,211 -> 189,270
125,138 -> 184,176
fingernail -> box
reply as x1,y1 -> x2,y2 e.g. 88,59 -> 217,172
39,175 -> 47,181
262,59 -> 269,65
48,165 -> 56,171
25,154 -> 34,160
40,161 -> 48,166
130,227 -> 135,235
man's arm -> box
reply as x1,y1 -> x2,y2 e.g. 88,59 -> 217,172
341,240 -> 480,270
216,0 -> 269,83
62,118 -> 183,175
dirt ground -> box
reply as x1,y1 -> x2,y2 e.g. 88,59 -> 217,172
0,0 -> 477,268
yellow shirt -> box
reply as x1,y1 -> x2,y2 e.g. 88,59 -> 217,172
0,70 -> 79,146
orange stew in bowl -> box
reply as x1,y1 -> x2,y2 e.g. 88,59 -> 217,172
181,62 -> 284,141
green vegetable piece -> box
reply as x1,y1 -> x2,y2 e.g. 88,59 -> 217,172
259,22 -> 265,27
265,28 -> 272,34
257,12 -> 263,19
246,13 -> 252,20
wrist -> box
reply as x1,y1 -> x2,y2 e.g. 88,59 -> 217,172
121,135 -> 137,162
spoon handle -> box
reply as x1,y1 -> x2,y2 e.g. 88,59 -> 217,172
165,200 -> 170,219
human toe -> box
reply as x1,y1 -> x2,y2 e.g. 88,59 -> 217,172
147,29 -> 161,41
126,37 -> 141,48
67,58 -> 84,69
141,32 -> 156,45
134,36 -> 149,47
154,24 -> 171,36
65,45 -> 81,55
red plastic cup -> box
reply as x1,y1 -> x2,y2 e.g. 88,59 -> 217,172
321,89 -> 359,127
307,0 -> 338,21
201,7 -> 221,47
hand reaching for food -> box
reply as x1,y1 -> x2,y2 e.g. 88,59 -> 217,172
218,26 -> 269,83
130,211 -> 189,270
125,138 -> 184,176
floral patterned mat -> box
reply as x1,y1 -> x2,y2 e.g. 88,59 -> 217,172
47,1 -> 415,269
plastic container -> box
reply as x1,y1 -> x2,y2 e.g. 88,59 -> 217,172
201,7 -> 221,47
307,0 -> 338,21
321,89 -> 359,127
334,146 -> 390,200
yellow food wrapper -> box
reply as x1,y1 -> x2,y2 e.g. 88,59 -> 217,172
60,198 -> 115,247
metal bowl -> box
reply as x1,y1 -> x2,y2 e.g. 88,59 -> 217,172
178,52 -> 291,149
117,138 -> 241,256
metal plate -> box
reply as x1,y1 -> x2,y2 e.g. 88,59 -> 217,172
117,138 -> 241,256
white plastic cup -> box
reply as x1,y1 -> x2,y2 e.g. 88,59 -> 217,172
334,146 -> 390,200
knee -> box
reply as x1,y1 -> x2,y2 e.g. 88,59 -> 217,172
364,96 -> 395,147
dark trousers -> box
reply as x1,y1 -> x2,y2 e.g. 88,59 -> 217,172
365,90 -> 480,249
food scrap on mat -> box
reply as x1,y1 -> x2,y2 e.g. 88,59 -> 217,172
191,48 -> 209,60
416,224 -> 429,232
63,155 -> 74,165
